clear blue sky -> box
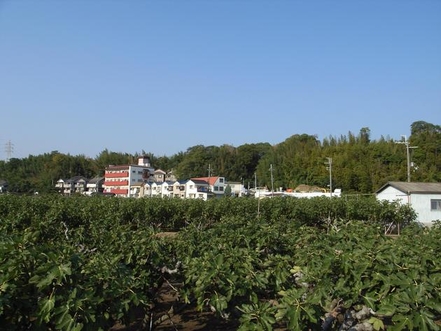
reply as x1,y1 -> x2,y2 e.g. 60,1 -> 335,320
1,1 -> 440,159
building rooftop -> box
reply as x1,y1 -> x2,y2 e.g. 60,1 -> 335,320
377,181 -> 441,194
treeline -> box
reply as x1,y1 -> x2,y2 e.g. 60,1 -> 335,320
1,120 -> 440,194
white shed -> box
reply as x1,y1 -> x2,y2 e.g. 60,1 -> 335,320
376,181 -> 441,226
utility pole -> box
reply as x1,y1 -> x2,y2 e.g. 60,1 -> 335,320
255,172 -> 260,217
325,157 -> 332,197
395,135 -> 418,182
207,164 -> 212,193
269,164 -> 274,197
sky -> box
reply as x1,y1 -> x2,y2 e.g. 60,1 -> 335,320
1,1 -> 440,160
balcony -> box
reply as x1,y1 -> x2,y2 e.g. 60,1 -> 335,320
110,188 -> 128,195
105,172 -> 129,178
104,180 -> 129,186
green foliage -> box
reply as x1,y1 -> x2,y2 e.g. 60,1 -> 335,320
0,195 -> 178,330
0,195 -> 440,330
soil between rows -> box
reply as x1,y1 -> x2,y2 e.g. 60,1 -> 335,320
110,280 -> 239,331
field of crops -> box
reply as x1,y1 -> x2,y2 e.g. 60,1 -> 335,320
1,195 -> 440,330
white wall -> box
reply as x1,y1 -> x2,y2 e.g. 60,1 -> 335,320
377,186 -> 441,224
410,194 -> 441,224
376,186 -> 410,204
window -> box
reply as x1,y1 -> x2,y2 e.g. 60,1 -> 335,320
214,186 -> 219,191
219,186 -> 224,191
219,178 -> 224,183
431,199 -> 441,211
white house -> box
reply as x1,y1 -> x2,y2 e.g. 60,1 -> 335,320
158,181 -> 174,198
376,181 -> 441,226
86,177 -> 104,195
226,181 -> 246,197
56,176 -> 88,195
191,176 -> 226,198
149,182 -> 160,197
0,179 -> 8,193
185,179 -> 210,200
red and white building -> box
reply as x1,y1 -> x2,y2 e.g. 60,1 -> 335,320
103,156 -> 154,197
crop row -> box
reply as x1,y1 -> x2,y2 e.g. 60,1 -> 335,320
0,194 -> 415,232
1,195 -> 438,330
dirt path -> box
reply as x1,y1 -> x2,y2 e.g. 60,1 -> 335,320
111,281 -> 239,331
153,281 -> 239,331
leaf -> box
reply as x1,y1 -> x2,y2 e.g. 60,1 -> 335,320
36,272 -> 57,290
423,316 -> 440,331
376,303 -> 396,316
301,306 -> 317,324
369,317 -> 385,331
427,301 -> 441,314
215,254 -> 224,268
38,297 -> 55,323
414,313 -> 429,331
363,294 -> 376,309
391,314 -> 413,331
56,310 -> 75,330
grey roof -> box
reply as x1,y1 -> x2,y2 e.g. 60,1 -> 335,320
192,179 -> 209,185
69,176 -> 88,182
88,177 -> 104,184
376,181 -> 441,194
